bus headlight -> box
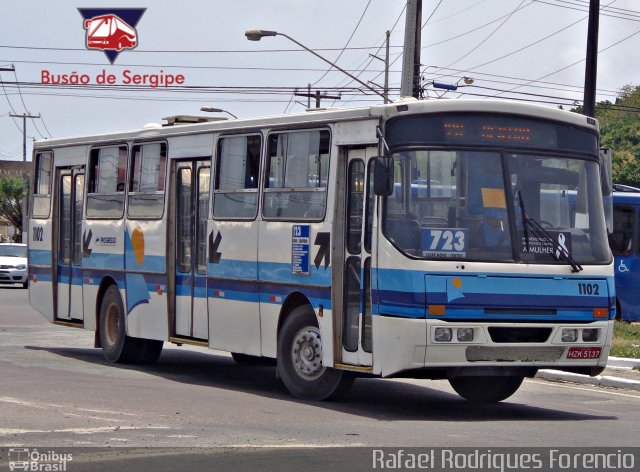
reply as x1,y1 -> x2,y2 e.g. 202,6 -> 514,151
582,328 -> 599,342
434,328 -> 452,342
561,328 -> 578,343
457,328 -> 474,342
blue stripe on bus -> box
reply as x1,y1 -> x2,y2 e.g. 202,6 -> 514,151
204,278 -> 332,306
83,252 -> 125,271
208,260 -> 332,286
29,249 -> 52,266
374,268 -> 615,320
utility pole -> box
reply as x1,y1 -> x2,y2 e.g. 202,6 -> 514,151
294,85 -> 341,108
583,0 -> 600,117
9,113 -> 41,162
370,30 -> 391,103
400,0 -> 422,98
8,112 -> 39,243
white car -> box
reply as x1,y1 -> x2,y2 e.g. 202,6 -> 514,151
0,243 -> 28,288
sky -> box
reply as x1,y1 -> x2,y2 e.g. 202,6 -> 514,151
1,0 -> 639,162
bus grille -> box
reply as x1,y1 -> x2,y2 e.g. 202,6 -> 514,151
466,346 -> 564,362
488,327 -> 552,343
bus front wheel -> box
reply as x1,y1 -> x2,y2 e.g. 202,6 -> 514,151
448,375 -> 524,403
99,285 -> 163,364
277,305 -> 353,401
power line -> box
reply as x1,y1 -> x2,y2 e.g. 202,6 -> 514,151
12,69 -> 48,139
311,0 -> 372,87
0,44 -> 403,54
532,0 -> 640,21
492,22 -> 640,97
439,0 -> 529,70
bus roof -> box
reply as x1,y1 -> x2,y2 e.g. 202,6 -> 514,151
34,99 -> 599,150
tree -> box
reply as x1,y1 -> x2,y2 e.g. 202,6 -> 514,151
0,176 -> 27,240
575,84 -> 640,187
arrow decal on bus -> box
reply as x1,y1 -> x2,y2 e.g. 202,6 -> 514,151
314,232 -> 330,270
82,229 -> 93,258
208,231 -> 222,264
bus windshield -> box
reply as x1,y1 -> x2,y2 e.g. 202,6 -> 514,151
383,149 -> 611,265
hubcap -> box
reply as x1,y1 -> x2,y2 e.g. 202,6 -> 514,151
104,303 -> 119,347
291,326 -> 325,380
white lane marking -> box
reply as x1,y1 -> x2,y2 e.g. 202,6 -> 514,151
0,426 -> 170,436
0,396 -> 139,416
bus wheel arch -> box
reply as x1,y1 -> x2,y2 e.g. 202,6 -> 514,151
276,302 -> 354,401
96,280 -> 163,364
277,292 -> 313,339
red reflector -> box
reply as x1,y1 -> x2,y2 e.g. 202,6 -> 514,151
567,347 -> 601,359
593,308 -> 608,318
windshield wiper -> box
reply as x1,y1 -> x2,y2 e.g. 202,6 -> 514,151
516,191 -> 583,273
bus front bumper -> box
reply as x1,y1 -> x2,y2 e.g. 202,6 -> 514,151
373,316 -> 613,378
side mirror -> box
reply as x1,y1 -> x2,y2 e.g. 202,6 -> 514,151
373,156 -> 394,196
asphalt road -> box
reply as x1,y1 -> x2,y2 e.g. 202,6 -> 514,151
1,285 -> 639,452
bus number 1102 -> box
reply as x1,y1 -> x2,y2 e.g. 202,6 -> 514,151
578,283 -> 600,296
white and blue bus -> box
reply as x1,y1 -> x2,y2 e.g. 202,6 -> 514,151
609,187 -> 640,321
28,99 -> 615,403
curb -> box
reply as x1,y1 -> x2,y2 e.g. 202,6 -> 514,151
607,356 -> 640,369
537,357 -> 640,391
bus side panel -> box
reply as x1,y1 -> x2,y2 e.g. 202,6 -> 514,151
82,219 -> 125,330
257,220 -> 334,364
207,220 -> 261,355
124,219 -> 168,341
28,218 -> 54,322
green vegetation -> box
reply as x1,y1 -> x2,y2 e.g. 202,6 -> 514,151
0,176 -> 27,239
611,321 -> 640,359
572,84 -> 640,186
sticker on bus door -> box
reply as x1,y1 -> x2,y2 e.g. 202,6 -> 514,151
292,225 -> 310,275
422,228 -> 468,258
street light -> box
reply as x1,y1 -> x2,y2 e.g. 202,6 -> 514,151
245,29 -> 387,101
200,107 -> 238,119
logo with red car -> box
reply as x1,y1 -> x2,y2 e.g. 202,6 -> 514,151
78,8 -> 146,64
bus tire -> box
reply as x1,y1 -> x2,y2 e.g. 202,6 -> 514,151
277,305 -> 354,401
448,375 -> 524,403
99,285 -> 139,364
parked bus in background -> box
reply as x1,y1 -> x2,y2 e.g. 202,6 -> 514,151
609,185 -> 640,321
28,99 -> 615,403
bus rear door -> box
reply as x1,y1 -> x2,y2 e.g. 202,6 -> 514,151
172,159 -> 211,340
54,166 -> 85,321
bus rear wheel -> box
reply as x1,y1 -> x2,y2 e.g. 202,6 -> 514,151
99,285 -> 163,364
277,305 -> 353,401
448,375 -> 524,403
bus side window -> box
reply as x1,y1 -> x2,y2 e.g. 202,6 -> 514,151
263,129 -> 330,220
610,205 -> 634,255
31,151 -> 53,218
213,135 -> 261,220
128,142 -> 166,219
86,145 -> 127,218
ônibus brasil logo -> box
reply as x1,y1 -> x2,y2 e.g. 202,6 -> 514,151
78,8 -> 146,64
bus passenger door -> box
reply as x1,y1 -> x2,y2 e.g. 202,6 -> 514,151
55,168 -> 85,321
174,159 -> 210,340
338,148 -> 375,367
